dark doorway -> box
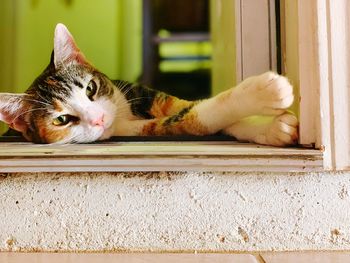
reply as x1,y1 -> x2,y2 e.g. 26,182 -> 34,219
140,0 -> 211,100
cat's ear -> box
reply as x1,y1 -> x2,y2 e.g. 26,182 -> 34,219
0,93 -> 29,133
53,23 -> 87,67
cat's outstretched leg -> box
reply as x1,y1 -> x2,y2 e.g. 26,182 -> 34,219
223,113 -> 298,146
188,71 -> 294,133
138,72 -> 293,124
112,72 -> 296,143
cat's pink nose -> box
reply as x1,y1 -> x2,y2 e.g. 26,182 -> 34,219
91,114 -> 104,127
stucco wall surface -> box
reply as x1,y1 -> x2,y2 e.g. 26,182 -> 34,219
0,171 -> 349,252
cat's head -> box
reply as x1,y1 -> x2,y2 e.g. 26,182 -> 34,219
0,24 -> 118,143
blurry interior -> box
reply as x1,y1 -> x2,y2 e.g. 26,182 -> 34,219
140,0 -> 211,100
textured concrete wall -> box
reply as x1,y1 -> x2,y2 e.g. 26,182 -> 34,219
0,171 -> 349,252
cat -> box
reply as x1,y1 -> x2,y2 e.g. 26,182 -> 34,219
0,23 -> 298,145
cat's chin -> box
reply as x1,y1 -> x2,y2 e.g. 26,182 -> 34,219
98,127 -> 114,141
54,126 -> 107,144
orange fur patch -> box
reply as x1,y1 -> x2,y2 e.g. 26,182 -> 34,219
163,111 -> 209,135
141,111 -> 209,136
46,78 -> 58,86
141,121 -> 157,136
150,94 -> 194,117
181,111 -> 209,135
170,99 -> 195,115
53,99 -> 64,112
149,95 -> 174,117
37,118 -> 70,143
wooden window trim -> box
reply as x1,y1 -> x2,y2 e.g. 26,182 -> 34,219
285,0 -> 350,170
0,141 -> 322,173
237,0 -> 277,81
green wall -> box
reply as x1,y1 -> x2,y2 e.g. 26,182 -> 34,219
119,0 -> 142,82
210,0 -> 237,96
1,0 -> 142,94
0,0 -> 15,92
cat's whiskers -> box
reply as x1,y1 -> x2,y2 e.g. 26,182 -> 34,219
113,96 -> 154,115
35,86 -> 53,105
116,80 -> 130,91
113,100 -> 132,111
114,106 -> 144,119
114,108 -> 131,118
116,81 -> 136,97
112,82 -> 143,108
12,107 -> 47,122
21,97 -> 51,107
126,97 -> 153,104
119,85 -> 134,99
113,91 -> 132,109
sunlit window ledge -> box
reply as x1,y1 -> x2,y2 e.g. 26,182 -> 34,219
0,141 -> 323,173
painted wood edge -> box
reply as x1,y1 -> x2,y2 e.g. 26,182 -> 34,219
240,0 -> 272,78
326,0 -> 350,170
0,144 -> 322,157
269,0 -> 277,72
0,142 -> 323,173
0,155 -> 323,173
279,0 -> 286,75
235,0 -> 243,83
297,0 -> 318,146
296,0 -> 350,170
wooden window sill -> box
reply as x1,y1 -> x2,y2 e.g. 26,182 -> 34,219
0,140 -> 322,173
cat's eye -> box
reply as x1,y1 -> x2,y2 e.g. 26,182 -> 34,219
52,115 -> 76,126
86,80 -> 97,100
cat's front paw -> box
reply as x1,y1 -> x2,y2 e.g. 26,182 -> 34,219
235,72 -> 294,116
254,113 -> 298,147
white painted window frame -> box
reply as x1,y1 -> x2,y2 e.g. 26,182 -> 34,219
285,0 -> 350,170
235,0 -> 277,82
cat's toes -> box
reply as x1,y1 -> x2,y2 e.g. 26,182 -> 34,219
236,72 -> 294,116
257,72 -> 294,115
254,113 -> 298,147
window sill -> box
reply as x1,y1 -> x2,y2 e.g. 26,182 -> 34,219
0,141 -> 323,173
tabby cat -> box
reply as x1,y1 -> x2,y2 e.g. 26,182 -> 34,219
0,24 -> 298,145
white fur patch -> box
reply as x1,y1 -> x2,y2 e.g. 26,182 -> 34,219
51,77 -> 116,143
